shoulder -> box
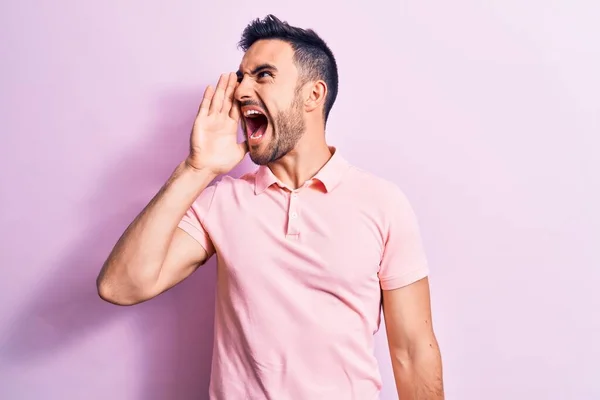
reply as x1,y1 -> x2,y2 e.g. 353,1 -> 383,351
342,164 -> 422,234
344,164 -> 411,207
210,169 -> 259,193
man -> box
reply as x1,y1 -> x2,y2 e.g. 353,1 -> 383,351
97,14 -> 444,400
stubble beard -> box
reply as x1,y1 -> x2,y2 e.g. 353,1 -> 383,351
249,95 -> 306,166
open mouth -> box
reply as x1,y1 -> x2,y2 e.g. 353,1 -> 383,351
243,109 -> 269,141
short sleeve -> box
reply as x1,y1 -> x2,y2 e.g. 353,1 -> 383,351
378,185 -> 430,290
177,183 -> 218,257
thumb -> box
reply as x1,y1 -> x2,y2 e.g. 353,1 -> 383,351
238,139 -> 249,155
229,101 -> 241,121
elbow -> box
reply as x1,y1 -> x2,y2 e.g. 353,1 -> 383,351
96,270 -> 147,306
391,347 -> 414,371
392,337 -> 442,371
97,283 -> 144,306
96,280 -> 125,306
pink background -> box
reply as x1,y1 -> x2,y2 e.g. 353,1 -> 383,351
1,1 -> 599,399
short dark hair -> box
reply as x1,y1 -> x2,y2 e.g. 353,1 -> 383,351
238,14 -> 339,123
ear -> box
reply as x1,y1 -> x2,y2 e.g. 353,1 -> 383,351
304,80 -> 327,113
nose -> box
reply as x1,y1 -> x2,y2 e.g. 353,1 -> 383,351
234,75 -> 253,102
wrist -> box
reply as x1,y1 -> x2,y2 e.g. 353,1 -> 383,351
179,159 -> 219,186
183,158 -> 218,178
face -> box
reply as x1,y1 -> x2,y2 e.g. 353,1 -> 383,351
236,39 -> 306,165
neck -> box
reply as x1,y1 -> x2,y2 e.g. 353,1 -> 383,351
267,126 -> 332,190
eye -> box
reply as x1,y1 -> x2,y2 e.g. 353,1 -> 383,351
257,71 -> 273,79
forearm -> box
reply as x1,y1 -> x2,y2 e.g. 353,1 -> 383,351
391,340 -> 444,399
97,161 -> 216,302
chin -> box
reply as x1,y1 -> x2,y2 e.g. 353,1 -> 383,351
248,149 -> 271,166
247,130 -> 274,164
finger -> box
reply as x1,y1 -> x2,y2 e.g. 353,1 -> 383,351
229,97 -> 241,121
198,85 -> 214,116
209,74 -> 228,115
221,72 -> 238,114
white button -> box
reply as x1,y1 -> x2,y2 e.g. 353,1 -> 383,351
291,193 -> 298,198
290,212 -> 298,219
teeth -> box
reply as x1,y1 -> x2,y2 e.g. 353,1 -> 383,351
244,109 -> 263,117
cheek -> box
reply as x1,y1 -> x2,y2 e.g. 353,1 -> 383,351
262,86 -> 296,109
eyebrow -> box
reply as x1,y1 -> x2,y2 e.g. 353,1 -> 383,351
236,63 -> 278,79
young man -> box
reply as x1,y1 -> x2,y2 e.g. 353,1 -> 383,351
97,14 -> 444,400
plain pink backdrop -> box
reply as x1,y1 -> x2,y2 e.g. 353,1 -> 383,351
1,1 -> 598,399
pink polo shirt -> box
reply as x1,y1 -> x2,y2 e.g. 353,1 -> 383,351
178,148 -> 429,399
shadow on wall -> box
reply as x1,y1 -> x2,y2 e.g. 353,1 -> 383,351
0,87 -> 255,400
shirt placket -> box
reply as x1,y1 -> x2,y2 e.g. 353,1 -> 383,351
286,189 -> 300,239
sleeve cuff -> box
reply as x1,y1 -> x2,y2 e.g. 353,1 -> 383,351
379,267 -> 430,291
177,220 -> 215,256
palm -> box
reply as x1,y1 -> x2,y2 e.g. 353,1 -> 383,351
188,73 -> 247,175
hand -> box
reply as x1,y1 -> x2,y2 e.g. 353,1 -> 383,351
186,72 -> 248,175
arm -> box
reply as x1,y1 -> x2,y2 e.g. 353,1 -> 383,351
96,162 -> 216,306
382,277 -> 444,399
96,71 -> 245,306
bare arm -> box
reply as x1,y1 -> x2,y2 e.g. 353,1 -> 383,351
382,277 -> 444,399
96,72 -> 246,306
96,163 -> 216,305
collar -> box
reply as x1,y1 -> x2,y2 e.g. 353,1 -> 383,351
254,147 -> 350,195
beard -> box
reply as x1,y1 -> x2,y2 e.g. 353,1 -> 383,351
249,93 -> 306,166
